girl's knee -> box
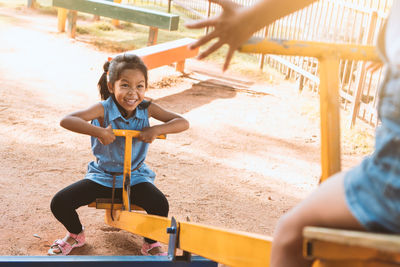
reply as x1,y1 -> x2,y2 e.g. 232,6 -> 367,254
274,211 -> 304,246
157,194 -> 169,216
50,191 -> 69,214
272,212 -> 313,267
134,192 -> 169,217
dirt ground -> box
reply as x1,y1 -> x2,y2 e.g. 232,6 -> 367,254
0,6 -> 370,257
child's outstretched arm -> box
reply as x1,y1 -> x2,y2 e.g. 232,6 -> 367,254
139,102 -> 189,143
60,103 -> 116,145
186,0 -> 316,71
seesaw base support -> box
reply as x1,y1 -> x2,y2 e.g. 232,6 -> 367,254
0,255 -> 217,267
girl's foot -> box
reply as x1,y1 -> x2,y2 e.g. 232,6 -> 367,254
48,229 -> 85,255
141,241 -> 167,256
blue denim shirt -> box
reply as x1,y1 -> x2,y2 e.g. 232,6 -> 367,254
344,15 -> 400,233
376,17 -> 400,136
378,67 -> 400,136
85,97 -> 155,188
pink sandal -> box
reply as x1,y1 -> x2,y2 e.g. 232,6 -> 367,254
48,230 -> 85,255
141,241 -> 167,256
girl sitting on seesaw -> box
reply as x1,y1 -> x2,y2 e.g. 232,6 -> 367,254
48,54 -> 189,256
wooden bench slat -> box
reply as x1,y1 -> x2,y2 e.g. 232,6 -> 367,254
52,0 -> 179,31
110,38 -> 199,71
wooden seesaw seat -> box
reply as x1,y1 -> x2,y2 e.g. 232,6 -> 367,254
88,198 -> 144,211
303,226 -> 400,267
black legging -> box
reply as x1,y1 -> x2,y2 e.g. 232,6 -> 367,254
50,179 -> 169,244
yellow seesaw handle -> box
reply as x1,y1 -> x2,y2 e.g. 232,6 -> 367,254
112,129 -> 166,139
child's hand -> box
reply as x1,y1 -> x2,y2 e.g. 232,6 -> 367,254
138,127 -> 159,143
98,125 -> 115,145
186,0 -> 246,71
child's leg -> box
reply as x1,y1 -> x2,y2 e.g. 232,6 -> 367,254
270,171 -> 365,267
50,179 -> 111,234
130,182 -> 169,253
130,182 -> 169,241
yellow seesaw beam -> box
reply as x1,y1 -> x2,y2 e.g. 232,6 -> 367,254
240,38 -> 381,182
105,209 -> 272,267
106,130 -> 272,266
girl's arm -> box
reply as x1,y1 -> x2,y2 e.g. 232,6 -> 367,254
186,0 -> 317,71
60,103 -> 116,145
139,102 -> 190,143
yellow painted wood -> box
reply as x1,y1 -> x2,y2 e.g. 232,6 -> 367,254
307,241 -> 400,267
113,129 -> 166,139
89,201 -> 122,209
110,38 -> 199,72
104,123 -> 273,267
111,129 -> 165,210
105,210 -> 171,244
147,27 -> 159,46
240,39 -> 381,62
111,0 -> 122,27
240,39 -> 380,182
179,221 -> 272,267
304,227 -> 400,254
88,198 -> 144,211
121,133 -> 132,210
318,57 -> 341,181
304,227 -> 400,266
312,259 -> 400,267
176,60 -> 185,73
306,239 -> 400,262
57,8 -> 67,32
238,39 -> 395,267
104,210 -> 272,266
102,129 -> 272,266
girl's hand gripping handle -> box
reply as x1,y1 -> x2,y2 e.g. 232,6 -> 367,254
98,125 -> 116,145
113,129 -> 166,140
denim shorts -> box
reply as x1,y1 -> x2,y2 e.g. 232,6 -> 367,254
345,67 -> 400,233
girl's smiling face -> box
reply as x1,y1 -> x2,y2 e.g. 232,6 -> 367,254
108,68 -> 146,117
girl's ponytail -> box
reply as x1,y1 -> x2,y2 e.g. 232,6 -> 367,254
97,61 -> 111,100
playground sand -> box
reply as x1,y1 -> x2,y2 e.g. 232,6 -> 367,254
0,5 -> 370,257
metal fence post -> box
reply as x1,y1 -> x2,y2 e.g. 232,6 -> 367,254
349,11 -> 378,128
205,0 -> 211,34
27,0 -> 36,8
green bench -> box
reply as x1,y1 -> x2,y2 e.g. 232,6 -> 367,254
52,0 -> 179,46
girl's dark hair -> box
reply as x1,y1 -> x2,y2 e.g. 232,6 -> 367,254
97,53 -> 148,100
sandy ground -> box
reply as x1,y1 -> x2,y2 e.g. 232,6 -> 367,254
0,6 -> 368,257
